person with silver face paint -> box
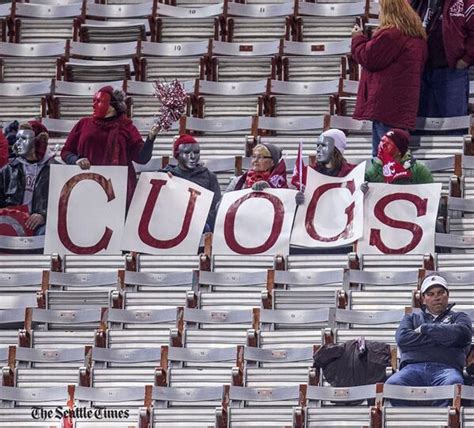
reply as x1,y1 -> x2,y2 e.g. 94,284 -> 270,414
314,129 -> 356,177
160,134 -> 221,231
295,129 -> 356,205
0,121 -> 55,235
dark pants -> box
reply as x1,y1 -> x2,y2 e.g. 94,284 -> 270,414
385,362 -> 464,407
418,68 -> 469,119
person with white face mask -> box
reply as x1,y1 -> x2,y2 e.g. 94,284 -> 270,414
160,134 -> 221,231
0,121 -> 54,235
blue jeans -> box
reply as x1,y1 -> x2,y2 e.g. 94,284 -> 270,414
372,121 -> 397,158
418,68 -> 469,118
385,362 -> 464,407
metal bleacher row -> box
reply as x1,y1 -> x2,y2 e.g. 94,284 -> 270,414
0,0 -> 474,427
0,252 -> 473,426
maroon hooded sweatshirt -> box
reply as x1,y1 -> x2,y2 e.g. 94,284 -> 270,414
61,115 -> 144,206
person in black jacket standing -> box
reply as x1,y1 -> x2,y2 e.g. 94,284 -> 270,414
386,273 -> 472,406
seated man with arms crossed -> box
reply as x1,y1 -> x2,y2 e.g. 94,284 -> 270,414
386,273 -> 472,406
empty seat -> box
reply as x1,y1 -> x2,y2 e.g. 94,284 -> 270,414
227,385 -> 304,426
12,346 -> 86,388
182,307 -> 258,348
12,2 -> 81,43
0,80 -> 51,122
198,270 -> 268,310
120,270 -> 195,310
90,346 -> 161,388
297,2 -> 364,42
211,40 -> 282,81
226,2 -> 294,43
243,345 -> 314,388
167,346 -> 237,387
282,39 -> 351,81
334,308 -> 405,344
156,2 -> 223,43
259,308 -> 333,348
106,307 -> 179,349
346,269 -> 418,312
306,383 -> 377,427
82,2 -> 154,43
140,40 -> 209,82
271,268 -> 344,310
152,385 -> 225,427
61,41 -> 139,82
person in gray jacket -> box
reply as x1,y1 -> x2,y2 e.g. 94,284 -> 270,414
161,134 -> 221,231
386,273 -> 472,406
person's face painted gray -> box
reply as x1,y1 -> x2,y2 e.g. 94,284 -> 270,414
316,135 -> 335,164
13,129 -> 36,157
178,143 -> 201,170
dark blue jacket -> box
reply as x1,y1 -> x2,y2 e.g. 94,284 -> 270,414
396,304 -> 472,371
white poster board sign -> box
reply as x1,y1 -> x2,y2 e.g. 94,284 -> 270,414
213,188 -> 297,255
290,163 -> 365,248
121,172 -> 213,254
357,182 -> 442,255
44,165 -> 127,255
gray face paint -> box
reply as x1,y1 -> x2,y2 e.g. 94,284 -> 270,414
13,129 -> 36,157
178,143 -> 201,170
316,135 -> 335,164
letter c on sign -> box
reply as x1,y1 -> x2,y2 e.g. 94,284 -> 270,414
369,192 -> 427,254
58,173 -> 115,254
224,192 -> 284,254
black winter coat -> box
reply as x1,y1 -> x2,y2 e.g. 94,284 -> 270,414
0,158 -> 51,219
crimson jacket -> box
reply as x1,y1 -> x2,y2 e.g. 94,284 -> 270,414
351,28 -> 427,129
61,115 -> 152,207
412,0 -> 474,67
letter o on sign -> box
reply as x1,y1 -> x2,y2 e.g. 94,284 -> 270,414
223,192 -> 284,254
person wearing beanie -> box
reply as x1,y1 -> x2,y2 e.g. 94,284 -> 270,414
313,129 -> 356,178
226,143 -> 288,192
160,134 -> 221,231
351,0 -> 427,156
385,273 -> 471,407
364,128 -> 433,184
0,121 -> 55,235
292,129 -> 357,206
60,85 -> 159,207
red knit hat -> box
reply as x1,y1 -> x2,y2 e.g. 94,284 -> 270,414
173,134 -> 198,158
384,128 -> 410,156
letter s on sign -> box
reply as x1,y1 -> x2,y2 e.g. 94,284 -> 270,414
369,192 -> 427,254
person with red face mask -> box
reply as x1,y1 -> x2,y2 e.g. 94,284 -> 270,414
364,128 -> 433,184
60,86 -> 159,207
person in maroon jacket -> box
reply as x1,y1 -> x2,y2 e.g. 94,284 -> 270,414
411,0 -> 474,120
351,0 -> 428,157
61,86 -> 159,207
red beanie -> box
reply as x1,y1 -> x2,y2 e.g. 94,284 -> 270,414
173,134 -> 198,158
28,120 -> 49,160
384,128 -> 410,156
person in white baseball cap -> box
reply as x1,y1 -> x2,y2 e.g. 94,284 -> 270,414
385,273 -> 472,407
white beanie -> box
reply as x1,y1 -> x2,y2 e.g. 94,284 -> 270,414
320,129 -> 347,154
